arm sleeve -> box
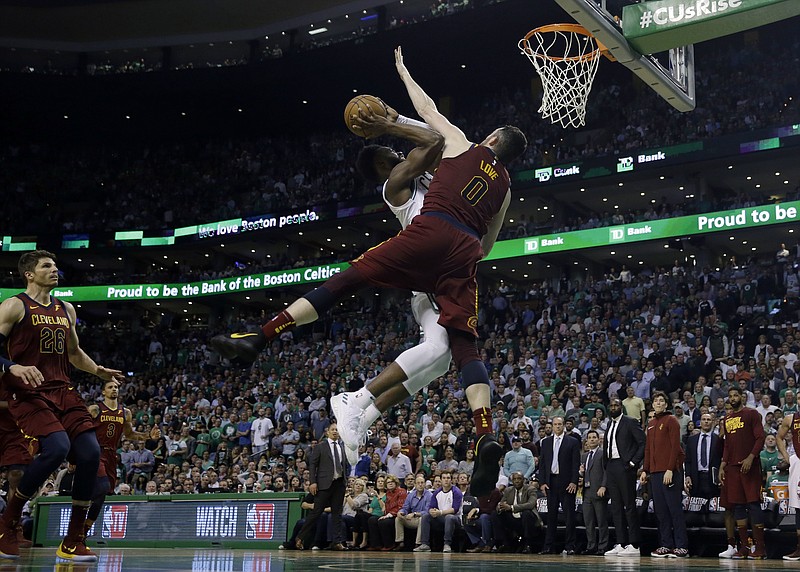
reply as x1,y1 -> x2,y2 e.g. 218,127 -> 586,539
429,490 -> 440,510
570,440 -> 580,484
750,409 -> 766,458
524,450 -> 535,480
667,417 -> 681,471
400,493 -> 413,514
631,421 -> 646,466
397,115 -> 431,130
451,488 -> 463,513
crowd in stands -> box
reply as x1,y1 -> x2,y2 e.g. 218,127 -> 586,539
2,243 -> 798,552
2,27 -> 799,241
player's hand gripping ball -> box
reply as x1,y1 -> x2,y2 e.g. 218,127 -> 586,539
344,94 -> 389,138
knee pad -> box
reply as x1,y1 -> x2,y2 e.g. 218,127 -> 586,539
16,431 -> 70,497
734,505 -> 748,521
748,502 -> 764,525
398,341 -> 452,395
304,267 -> 365,313
39,431 -> 71,466
70,431 -> 101,465
461,359 -> 490,388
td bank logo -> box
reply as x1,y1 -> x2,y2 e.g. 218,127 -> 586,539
534,168 -> 552,182
609,227 -> 626,243
617,157 -> 634,173
525,239 -> 539,253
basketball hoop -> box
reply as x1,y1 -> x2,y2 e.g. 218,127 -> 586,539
519,23 -> 605,128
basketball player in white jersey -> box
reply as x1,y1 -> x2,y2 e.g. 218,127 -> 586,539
331,104 -> 452,464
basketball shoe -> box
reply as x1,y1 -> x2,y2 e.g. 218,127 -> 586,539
330,392 -> 368,466
0,519 -> 20,559
56,535 -> 97,562
15,525 -> 31,549
470,434 -> 503,497
210,330 -> 266,363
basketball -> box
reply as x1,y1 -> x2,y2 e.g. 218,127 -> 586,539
344,94 -> 388,138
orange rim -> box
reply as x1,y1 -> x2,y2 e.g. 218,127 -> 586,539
520,23 -> 605,63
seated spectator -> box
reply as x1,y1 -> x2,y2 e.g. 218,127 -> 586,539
367,474 -> 407,550
492,472 -> 540,553
414,471 -> 463,553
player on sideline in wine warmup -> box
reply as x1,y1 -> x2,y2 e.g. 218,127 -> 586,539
776,406 -> 800,560
331,101 -> 452,465
0,402 -> 33,548
0,250 -> 124,562
719,386 -> 767,559
84,379 -> 156,538
212,46 -> 527,497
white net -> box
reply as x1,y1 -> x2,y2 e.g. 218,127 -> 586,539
519,25 -> 602,129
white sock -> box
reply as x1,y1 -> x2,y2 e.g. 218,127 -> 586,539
364,404 -> 381,426
352,388 -> 375,409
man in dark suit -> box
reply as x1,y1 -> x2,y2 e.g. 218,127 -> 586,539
536,416 -> 580,555
684,412 -> 721,499
580,429 -> 608,555
296,423 -> 347,550
603,398 -> 645,556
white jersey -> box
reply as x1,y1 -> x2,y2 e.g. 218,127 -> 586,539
382,172 -> 432,230
789,454 -> 800,509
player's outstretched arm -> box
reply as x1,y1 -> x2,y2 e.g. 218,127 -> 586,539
64,301 -> 125,383
394,46 -> 470,159
124,408 -> 156,441
481,190 -> 511,257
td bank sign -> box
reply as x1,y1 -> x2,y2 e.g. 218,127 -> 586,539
534,164 -> 581,182
610,224 -> 654,242
525,237 -> 565,253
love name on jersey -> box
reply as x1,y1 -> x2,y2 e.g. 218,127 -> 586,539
479,160 -> 499,181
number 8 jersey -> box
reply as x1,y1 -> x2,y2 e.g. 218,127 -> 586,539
3,293 -> 71,389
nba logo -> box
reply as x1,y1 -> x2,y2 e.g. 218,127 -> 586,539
609,227 -> 625,242
525,239 -> 539,253
102,505 -> 129,539
246,504 -> 275,540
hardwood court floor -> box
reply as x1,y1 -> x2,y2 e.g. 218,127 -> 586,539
2,548 -> 798,572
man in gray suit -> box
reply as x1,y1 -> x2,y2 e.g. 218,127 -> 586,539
580,430 -> 608,555
296,423 -> 347,550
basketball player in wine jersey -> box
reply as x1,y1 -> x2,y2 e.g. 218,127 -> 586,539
0,401 -> 33,548
776,407 -> 800,559
84,379 -> 155,538
0,250 -> 124,562
212,47 -> 527,497
331,102 -> 452,466
719,386 -> 767,559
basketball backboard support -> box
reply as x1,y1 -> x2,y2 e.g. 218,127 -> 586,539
553,0 -> 696,112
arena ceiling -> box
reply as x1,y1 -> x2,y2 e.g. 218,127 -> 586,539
0,0 -> 428,49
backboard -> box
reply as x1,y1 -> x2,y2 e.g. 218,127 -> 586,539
553,0 -> 695,112
552,0 -> 800,114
